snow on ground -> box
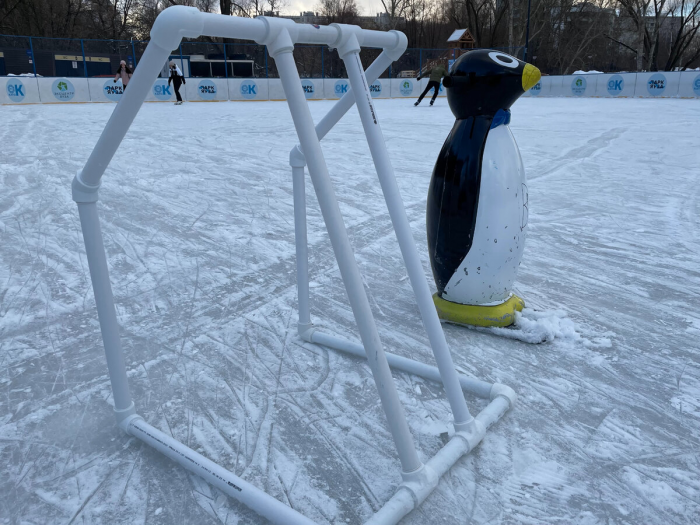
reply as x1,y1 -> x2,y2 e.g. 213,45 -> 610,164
0,96 -> 699,525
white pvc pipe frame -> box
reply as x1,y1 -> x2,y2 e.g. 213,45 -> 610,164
72,7 -> 516,525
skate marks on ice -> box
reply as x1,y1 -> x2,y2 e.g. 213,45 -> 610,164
1,99 -> 700,524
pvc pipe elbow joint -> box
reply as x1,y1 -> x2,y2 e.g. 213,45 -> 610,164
297,322 -> 315,341
115,403 -> 139,432
385,30 -> 408,61
490,383 -> 517,408
289,145 -> 307,168
72,170 -> 101,203
150,6 -> 204,51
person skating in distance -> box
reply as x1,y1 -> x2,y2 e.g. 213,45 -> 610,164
415,60 -> 449,106
114,60 -> 132,91
168,61 -> 186,105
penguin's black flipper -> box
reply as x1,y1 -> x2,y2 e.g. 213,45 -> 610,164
426,116 -> 493,295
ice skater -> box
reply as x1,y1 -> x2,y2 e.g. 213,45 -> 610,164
168,60 -> 186,105
415,60 -> 449,106
114,60 -> 132,91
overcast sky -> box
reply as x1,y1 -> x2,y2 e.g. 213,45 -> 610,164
285,0 -> 384,17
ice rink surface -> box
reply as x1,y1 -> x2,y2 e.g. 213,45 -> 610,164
1,97 -> 699,525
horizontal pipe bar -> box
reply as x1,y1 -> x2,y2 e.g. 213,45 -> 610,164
308,330 -> 494,399
200,12 -> 267,41
127,417 -> 317,525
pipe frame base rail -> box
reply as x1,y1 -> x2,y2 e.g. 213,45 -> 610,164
71,6 -> 516,525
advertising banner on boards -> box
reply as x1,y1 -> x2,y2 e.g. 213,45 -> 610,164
88,78 -> 127,103
561,75 -> 597,97
594,73 -> 637,97
185,78 -> 229,101
145,78 -> 183,102
38,77 -> 90,103
228,78 -> 268,101
300,79 -> 324,100
0,76 -> 41,104
522,76 -> 549,97
325,78 -> 350,99
390,78 -> 418,98
634,71 -> 681,97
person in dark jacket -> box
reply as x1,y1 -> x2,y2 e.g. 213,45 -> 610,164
415,61 -> 449,106
114,60 -> 132,90
168,60 -> 186,105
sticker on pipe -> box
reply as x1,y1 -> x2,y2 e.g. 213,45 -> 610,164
6,79 -> 25,102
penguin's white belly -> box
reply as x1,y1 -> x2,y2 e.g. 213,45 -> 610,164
443,124 -> 528,305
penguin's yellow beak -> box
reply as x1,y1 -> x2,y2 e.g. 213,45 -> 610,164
522,64 -> 541,91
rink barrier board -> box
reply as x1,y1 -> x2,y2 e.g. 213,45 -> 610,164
37,77 -> 91,103
561,75 -> 598,97
1,76 -> 41,104
634,71 -> 681,98
229,78 -> 269,101
593,73 -> 638,98
678,71 -> 700,98
390,78 -> 420,98
3,74 -> 700,104
185,78 -> 229,102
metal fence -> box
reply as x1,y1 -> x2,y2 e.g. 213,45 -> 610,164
0,34 -> 523,79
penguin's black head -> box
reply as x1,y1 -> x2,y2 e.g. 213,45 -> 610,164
443,50 -> 541,119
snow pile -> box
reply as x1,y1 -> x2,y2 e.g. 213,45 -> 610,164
573,70 -> 603,74
484,308 -> 613,347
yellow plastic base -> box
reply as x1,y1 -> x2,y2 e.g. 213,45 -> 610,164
433,293 -> 525,328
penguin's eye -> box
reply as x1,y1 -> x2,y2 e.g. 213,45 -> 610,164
488,52 -> 519,69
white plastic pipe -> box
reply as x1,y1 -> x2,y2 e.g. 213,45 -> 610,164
274,46 -> 422,475
80,41 -> 171,188
314,52 -> 394,142
307,330 -> 494,399
77,203 -> 134,414
125,417 -> 317,525
341,47 -> 475,430
200,12 -> 266,41
291,163 -> 311,329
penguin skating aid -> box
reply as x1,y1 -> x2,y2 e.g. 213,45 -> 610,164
428,50 -> 540,327
70,7 -> 517,524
